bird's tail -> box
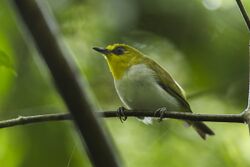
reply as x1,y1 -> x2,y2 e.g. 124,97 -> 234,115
190,121 -> 215,140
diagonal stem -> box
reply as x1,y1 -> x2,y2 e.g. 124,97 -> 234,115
236,0 -> 250,31
12,0 -> 122,166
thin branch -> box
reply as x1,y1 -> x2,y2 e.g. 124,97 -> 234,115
103,111 -> 245,123
0,111 -> 245,129
235,0 -> 250,131
246,39 -> 250,131
0,113 -> 72,128
236,0 -> 250,31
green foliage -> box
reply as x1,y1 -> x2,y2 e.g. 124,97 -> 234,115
0,0 -> 250,166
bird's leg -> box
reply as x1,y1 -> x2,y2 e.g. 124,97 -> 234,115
155,107 -> 168,122
116,106 -> 127,123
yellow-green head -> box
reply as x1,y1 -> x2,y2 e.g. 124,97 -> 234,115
93,44 -> 144,80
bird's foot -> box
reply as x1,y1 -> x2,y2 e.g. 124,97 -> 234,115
116,106 -> 127,123
155,107 -> 168,122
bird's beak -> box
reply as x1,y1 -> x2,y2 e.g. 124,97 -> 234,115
93,47 -> 110,55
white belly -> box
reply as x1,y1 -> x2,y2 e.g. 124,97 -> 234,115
114,64 -> 182,111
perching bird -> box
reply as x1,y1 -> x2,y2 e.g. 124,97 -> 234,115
93,44 -> 214,139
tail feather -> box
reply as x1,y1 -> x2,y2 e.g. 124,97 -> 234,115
191,122 -> 215,140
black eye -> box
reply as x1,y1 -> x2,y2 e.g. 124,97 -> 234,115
112,47 -> 125,55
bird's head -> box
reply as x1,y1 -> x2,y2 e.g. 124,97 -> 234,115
93,44 -> 144,80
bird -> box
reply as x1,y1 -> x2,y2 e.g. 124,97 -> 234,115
93,43 -> 214,139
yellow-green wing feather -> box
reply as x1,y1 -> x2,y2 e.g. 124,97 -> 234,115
143,57 -> 192,112
143,58 -> 215,139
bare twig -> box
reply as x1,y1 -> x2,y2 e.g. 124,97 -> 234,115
245,40 -> 250,132
0,113 -> 72,128
235,0 -> 250,132
0,111 -> 245,129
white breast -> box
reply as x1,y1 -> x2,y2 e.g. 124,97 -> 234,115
114,64 -> 181,111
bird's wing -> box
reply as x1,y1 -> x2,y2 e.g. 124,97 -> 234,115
143,57 -> 192,112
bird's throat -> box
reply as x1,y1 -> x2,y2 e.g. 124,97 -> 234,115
105,54 -> 143,80
106,58 -> 128,80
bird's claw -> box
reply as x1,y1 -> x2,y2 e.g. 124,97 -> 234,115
155,107 -> 167,122
117,107 -> 127,123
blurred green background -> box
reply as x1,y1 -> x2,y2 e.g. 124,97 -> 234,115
0,0 -> 250,166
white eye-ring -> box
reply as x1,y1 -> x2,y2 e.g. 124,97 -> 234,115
112,47 -> 125,55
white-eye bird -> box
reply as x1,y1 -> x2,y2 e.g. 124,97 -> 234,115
93,44 -> 214,139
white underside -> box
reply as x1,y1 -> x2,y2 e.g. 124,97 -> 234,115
114,64 -> 182,123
